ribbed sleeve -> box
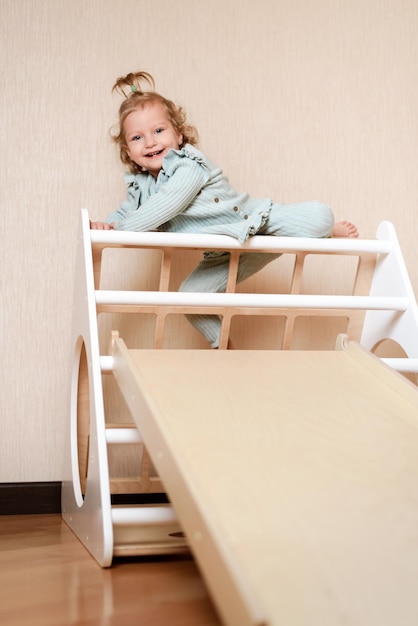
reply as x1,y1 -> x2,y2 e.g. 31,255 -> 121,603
111,158 -> 209,232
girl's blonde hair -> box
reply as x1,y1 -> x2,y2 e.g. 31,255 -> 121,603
111,71 -> 199,173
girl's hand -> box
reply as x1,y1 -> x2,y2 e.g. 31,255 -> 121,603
90,221 -> 114,230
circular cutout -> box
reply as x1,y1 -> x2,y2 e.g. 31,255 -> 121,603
70,337 -> 90,505
372,338 -> 418,385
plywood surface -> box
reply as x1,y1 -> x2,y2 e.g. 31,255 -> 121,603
112,341 -> 418,626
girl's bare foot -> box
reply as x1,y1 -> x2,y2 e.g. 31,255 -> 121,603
332,221 -> 359,238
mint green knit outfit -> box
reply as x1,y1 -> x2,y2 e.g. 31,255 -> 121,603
107,145 -> 334,347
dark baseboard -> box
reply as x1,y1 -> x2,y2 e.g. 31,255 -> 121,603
0,482 -> 169,515
111,493 -> 169,506
0,482 -> 62,515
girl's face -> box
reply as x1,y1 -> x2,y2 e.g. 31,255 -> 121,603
124,102 -> 183,177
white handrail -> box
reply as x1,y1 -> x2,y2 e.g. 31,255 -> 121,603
90,227 -> 393,255
96,290 -> 408,311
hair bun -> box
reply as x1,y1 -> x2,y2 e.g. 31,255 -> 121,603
112,71 -> 155,98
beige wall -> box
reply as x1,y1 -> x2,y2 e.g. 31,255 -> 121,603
1,0 -> 418,482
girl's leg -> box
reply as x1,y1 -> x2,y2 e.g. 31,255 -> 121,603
261,202 -> 358,238
179,202 -> 355,346
259,201 -> 335,238
179,252 -> 279,347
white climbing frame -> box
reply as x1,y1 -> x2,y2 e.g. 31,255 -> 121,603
61,209 -> 418,567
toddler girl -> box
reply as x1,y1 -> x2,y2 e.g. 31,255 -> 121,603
91,71 -> 358,348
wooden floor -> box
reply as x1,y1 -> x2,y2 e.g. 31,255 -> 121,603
0,514 -> 222,626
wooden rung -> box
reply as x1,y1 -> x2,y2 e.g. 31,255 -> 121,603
80,476 -> 165,495
112,518 -> 189,557
109,477 -> 164,494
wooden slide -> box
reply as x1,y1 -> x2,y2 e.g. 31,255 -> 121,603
111,335 -> 418,626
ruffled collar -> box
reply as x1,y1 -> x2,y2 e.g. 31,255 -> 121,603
123,144 -> 207,187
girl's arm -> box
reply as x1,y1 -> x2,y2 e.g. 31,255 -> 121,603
111,159 -> 209,232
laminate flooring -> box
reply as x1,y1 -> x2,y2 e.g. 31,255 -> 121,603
0,514 -> 222,625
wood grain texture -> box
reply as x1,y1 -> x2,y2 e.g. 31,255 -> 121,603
0,514 -> 221,626
113,342 -> 418,625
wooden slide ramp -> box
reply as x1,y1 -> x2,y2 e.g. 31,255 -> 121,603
111,335 -> 418,626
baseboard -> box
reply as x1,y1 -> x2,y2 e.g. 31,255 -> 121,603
0,482 -> 169,515
0,482 -> 62,515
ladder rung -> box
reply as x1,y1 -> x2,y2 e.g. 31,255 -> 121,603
96,291 -> 409,312
110,477 -> 164,494
381,358 -> 418,373
105,425 -> 142,444
111,506 -> 178,526
100,356 -> 114,372
90,229 -> 393,255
